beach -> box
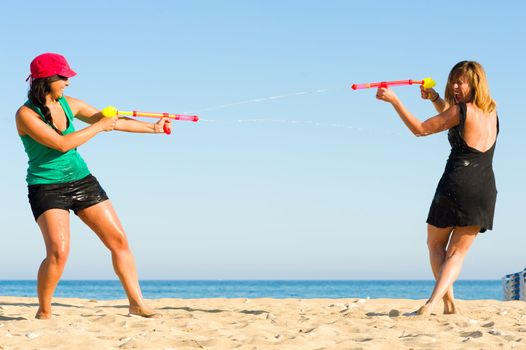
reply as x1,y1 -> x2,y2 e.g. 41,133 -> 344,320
1,297 -> 525,349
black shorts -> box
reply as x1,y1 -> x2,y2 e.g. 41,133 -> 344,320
28,174 -> 109,221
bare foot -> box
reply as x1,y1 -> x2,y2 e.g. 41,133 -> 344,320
416,304 -> 432,316
443,301 -> 460,315
35,309 -> 52,320
128,305 -> 160,318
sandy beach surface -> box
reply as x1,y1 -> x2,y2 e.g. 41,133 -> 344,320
1,296 -> 525,349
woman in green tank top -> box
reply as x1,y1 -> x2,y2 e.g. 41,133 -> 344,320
16,53 -> 170,319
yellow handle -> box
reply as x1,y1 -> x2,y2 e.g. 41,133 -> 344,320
101,106 -> 118,117
422,77 -> 436,89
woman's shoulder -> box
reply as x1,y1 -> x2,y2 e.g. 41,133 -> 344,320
63,95 -> 82,115
16,104 -> 37,119
64,95 -> 81,106
15,104 -> 40,136
64,95 -> 90,114
465,102 -> 496,118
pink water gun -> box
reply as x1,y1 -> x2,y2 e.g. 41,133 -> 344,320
101,106 -> 199,135
351,77 -> 436,90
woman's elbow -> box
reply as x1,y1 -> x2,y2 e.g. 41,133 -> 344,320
412,127 -> 430,137
54,145 -> 67,153
52,142 -> 72,153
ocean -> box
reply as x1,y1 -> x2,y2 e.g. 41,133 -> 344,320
0,280 -> 503,300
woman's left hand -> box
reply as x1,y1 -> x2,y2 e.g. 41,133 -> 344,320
376,87 -> 398,104
154,117 -> 172,134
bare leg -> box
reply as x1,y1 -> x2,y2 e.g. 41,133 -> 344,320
417,226 -> 478,315
77,200 -> 157,317
426,224 -> 458,314
35,209 -> 71,319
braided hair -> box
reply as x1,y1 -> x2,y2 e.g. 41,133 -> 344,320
27,75 -> 64,135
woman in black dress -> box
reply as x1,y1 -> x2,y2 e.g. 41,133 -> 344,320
376,61 -> 498,315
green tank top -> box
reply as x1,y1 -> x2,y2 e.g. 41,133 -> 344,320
20,96 -> 91,185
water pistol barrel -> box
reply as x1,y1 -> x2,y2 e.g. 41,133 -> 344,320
101,106 -> 199,135
351,77 -> 436,90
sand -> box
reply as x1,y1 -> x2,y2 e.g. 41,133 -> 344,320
1,296 -> 525,349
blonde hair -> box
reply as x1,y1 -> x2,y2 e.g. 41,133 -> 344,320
444,61 -> 496,113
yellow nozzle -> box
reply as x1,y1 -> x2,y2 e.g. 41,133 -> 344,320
422,77 -> 436,89
101,106 -> 118,117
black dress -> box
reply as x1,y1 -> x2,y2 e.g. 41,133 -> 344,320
427,103 -> 498,233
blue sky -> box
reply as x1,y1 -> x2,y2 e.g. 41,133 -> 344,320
1,0 -> 525,280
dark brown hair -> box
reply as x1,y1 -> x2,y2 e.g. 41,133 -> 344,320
27,75 -> 66,135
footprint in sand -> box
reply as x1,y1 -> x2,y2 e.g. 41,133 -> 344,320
93,315 -> 117,324
298,327 -> 316,334
460,330 -> 483,338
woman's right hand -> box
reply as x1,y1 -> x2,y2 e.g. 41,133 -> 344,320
420,85 -> 437,100
96,116 -> 118,132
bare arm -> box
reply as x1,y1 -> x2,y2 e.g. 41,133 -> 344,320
377,87 -> 460,137
67,96 -> 171,134
16,105 -> 116,153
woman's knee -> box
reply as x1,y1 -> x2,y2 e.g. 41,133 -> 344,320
107,232 -> 130,253
46,247 -> 69,267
